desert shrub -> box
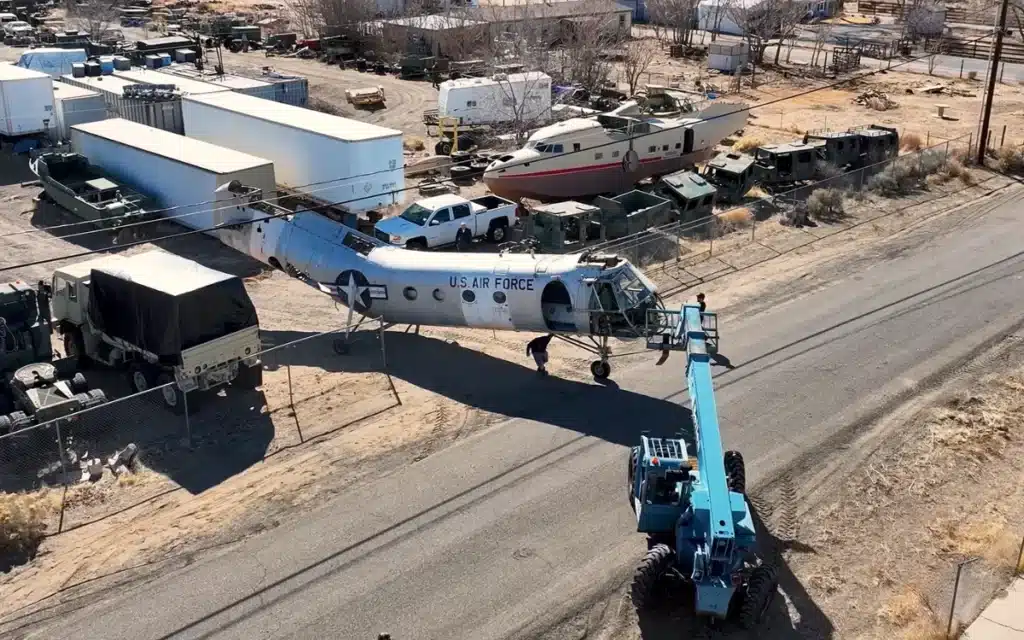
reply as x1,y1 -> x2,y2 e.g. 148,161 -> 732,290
995,146 -> 1024,174
900,132 -> 923,151
806,188 -> 845,220
731,136 -> 763,153
935,160 -> 975,185
0,490 -> 58,564
869,149 -> 950,196
403,136 -> 426,152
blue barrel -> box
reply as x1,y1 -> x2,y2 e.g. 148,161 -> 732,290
99,56 -> 114,75
158,52 -> 172,67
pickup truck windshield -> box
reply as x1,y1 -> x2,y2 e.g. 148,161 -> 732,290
400,204 -> 432,226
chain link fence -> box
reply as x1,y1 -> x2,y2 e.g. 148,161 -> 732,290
582,134 -> 976,290
0,319 -> 398,534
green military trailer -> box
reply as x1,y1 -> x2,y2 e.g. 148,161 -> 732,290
658,170 -> 718,219
593,190 -> 677,239
527,201 -> 603,253
700,152 -> 756,203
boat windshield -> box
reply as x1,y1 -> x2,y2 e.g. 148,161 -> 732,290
399,203 -> 432,226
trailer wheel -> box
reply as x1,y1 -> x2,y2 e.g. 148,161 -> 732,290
630,543 -> 674,611
435,139 -> 453,156
724,450 -> 746,495
740,565 -> 779,629
154,372 -> 196,415
0,415 -> 12,434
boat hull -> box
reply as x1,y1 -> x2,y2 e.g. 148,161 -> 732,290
483,149 -> 715,202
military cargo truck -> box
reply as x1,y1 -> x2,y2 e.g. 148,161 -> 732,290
51,251 -> 263,415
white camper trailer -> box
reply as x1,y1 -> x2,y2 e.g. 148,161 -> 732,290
436,71 -> 552,127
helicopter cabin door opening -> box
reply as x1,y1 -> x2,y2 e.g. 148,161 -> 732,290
541,280 -> 576,332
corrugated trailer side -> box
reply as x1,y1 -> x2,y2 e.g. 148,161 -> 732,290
181,92 -> 404,212
58,75 -> 184,134
70,118 -> 276,233
51,81 -> 106,141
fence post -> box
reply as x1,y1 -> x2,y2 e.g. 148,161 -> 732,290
959,59 -> 964,78
1000,124 -> 1007,149
948,558 -> 980,637
182,390 -> 192,447
54,421 -> 68,533
286,362 -> 303,442
968,132 -> 973,159
379,321 -> 401,406
1015,535 -> 1024,576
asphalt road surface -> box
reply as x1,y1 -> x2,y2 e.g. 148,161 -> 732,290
15,190 -> 1024,640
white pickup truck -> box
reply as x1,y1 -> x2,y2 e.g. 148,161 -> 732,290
374,194 -> 517,250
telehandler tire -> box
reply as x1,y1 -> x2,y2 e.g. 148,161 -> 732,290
740,564 -> 779,629
630,543 -> 673,610
724,450 -> 746,494
627,447 -> 638,511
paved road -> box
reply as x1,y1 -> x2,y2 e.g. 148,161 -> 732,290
12,190 -> 1024,640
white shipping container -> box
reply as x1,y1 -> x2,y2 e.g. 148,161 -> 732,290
70,118 -> 276,233
113,68 -> 230,96
0,64 -> 55,136
182,92 -> 404,212
51,81 -> 106,141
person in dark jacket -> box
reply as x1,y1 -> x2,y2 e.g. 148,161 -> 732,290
526,334 -> 553,374
456,223 -> 472,251
697,292 -> 706,313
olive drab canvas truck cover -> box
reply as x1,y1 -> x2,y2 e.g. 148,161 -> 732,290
86,253 -> 258,365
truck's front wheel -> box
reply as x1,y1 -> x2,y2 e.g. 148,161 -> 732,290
62,328 -> 87,365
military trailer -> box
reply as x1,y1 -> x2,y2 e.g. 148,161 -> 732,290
529,200 -> 603,252
658,170 -> 717,220
804,124 -> 899,170
701,152 -> 756,203
751,141 -> 826,185
593,190 -> 677,238
0,280 -> 107,434
50,251 -> 263,414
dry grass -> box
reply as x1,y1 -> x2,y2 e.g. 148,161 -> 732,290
901,132 -> 924,151
995,146 -> 1024,174
716,207 -> 753,233
0,490 -> 59,561
930,514 -> 1023,569
403,136 -> 426,152
731,136 -> 764,153
933,160 -> 975,186
877,587 -> 949,639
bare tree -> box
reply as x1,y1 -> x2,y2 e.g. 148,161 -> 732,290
809,20 -> 832,67
699,0 -> 733,42
622,38 -> 659,95
647,0 -> 699,44
281,0 -> 323,37
727,0 -> 805,66
65,0 -> 118,41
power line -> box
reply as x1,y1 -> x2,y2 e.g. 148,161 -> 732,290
0,30 -> 995,275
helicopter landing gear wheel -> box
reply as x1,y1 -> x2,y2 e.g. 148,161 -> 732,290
591,360 -> 611,379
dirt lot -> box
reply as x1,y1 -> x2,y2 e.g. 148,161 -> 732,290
1,36 -> 1023,634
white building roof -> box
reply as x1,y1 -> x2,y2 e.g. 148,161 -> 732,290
71,118 -> 273,174
442,70 -> 550,90
183,91 -> 402,142
114,68 -> 230,95
51,80 -> 99,100
198,74 -> 271,90
59,74 -> 146,95
0,63 -> 49,81
381,14 -> 486,29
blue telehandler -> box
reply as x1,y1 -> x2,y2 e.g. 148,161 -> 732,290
628,304 -> 778,628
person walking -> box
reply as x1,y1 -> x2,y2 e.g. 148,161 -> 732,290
456,223 -> 472,251
697,292 -> 706,313
526,334 -> 553,375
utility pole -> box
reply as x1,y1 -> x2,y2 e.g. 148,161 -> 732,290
977,0 -> 1010,165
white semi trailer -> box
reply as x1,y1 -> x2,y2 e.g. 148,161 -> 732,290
70,118 -> 276,234
181,91 -> 404,212
0,64 -> 54,137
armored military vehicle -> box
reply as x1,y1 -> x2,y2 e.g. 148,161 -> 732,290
30,152 -> 153,229
658,170 -> 718,218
